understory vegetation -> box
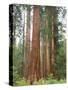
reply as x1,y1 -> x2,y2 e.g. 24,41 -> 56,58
15,75 -> 66,86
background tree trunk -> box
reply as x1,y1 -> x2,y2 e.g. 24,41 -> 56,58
41,39 -> 45,78
50,15 -> 55,75
45,8 -> 50,76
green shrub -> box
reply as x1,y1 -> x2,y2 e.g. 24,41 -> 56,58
16,79 -> 30,86
15,77 -> 65,86
47,74 -> 54,80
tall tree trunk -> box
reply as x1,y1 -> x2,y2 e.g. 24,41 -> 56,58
51,12 -> 58,76
30,6 -> 40,83
23,8 -> 26,78
51,15 -> 55,74
41,39 -> 45,78
45,8 -> 50,76
25,7 -> 31,80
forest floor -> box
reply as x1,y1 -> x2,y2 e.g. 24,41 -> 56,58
15,78 -> 66,86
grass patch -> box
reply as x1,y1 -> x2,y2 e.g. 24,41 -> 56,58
15,75 -> 66,86
15,79 -> 65,86
15,79 -> 30,86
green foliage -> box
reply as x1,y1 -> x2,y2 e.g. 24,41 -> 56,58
55,40 -> 66,79
15,78 -> 65,86
13,44 -> 24,85
45,79 -> 65,84
15,74 -> 65,86
37,79 -> 46,85
47,74 -> 54,80
45,74 -> 65,84
13,66 -> 21,85
16,79 -> 30,86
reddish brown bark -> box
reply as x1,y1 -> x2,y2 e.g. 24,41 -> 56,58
30,6 -> 41,83
24,7 -> 31,80
41,40 -> 45,78
45,8 -> 50,76
50,15 -> 55,74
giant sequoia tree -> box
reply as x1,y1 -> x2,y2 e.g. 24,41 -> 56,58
25,6 -> 31,80
45,7 -> 51,76
30,6 -> 41,83
50,7 -> 58,75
